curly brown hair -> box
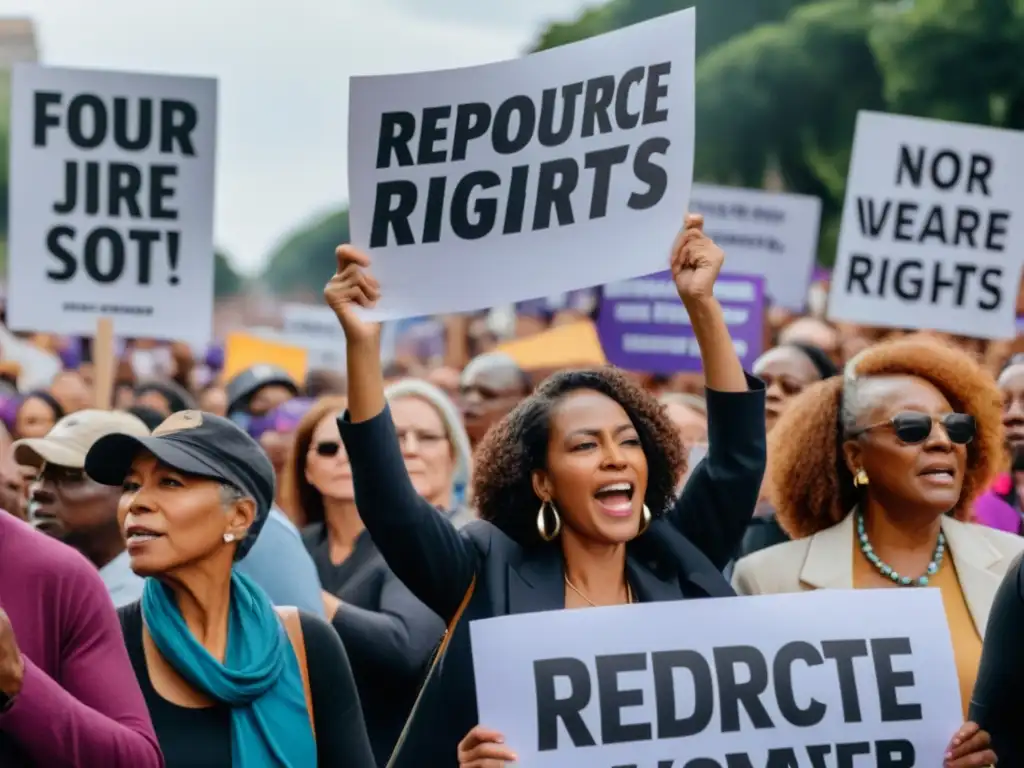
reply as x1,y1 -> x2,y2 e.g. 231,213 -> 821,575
472,366 -> 686,548
280,395 -> 347,527
769,334 -> 1004,539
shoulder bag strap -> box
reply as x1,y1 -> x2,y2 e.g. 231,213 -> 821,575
275,606 -> 316,742
386,575 -> 477,768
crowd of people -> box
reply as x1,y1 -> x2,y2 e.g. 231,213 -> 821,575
0,216 -> 1021,767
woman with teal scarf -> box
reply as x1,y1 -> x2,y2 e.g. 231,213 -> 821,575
85,409 -> 375,768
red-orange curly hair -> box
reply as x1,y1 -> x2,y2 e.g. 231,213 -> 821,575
769,334 -> 1004,539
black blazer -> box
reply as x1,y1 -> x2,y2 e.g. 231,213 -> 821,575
970,551 -> 1024,762
337,378 -> 765,766
302,524 -> 446,765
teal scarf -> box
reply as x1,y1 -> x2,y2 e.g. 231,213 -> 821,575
142,571 -> 317,767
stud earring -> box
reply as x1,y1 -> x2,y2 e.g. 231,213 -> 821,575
854,469 -> 869,488
223,532 -> 235,543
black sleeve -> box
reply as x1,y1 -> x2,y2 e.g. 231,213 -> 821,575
331,569 -> 446,679
299,611 -> 376,768
735,511 -> 790,560
666,374 -> 767,570
338,407 -> 478,623
970,552 -> 1024,763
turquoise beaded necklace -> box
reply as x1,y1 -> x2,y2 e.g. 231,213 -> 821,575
855,508 -> 945,587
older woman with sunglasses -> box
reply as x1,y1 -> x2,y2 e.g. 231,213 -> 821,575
733,336 -> 1022,744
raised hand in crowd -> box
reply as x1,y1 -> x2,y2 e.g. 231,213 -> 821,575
0,607 -> 24,703
324,244 -> 381,342
670,213 -> 747,395
672,212 -> 723,303
325,244 -> 386,424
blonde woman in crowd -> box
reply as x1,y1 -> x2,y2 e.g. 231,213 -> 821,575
733,336 -> 1022,731
658,392 -> 707,453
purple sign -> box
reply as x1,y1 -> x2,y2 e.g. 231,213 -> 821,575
597,272 -> 765,374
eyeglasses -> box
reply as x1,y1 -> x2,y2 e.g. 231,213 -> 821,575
847,412 -> 976,445
314,441 -> 342,458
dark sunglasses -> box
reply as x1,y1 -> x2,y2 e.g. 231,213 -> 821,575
314,441 -> 342,457
848,412 -> 976,445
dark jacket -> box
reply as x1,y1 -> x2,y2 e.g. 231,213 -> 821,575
337,379 -> 766,766
736,504 -> 790,560
302,525 -> 445,765
970,551 -> 1024,762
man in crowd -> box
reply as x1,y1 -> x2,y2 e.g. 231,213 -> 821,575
14,410 -> 151,607
0,510 -> 162,766
459,352 -> 532,446
777,317 -> 840,363
225,364 -> 299,425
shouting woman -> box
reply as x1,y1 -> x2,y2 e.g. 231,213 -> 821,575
326,215 -> 767,765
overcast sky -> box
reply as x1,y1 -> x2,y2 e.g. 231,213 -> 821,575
0,0 -> 588,272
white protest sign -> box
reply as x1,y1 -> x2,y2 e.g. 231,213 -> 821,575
0,325 -> 61,391
828,111 -> 1024,338
7,64 -> 218,343
259,304 -> 399,370
471,589 -> 960,768
689,183 -> 821,311
348,9 -> 695,320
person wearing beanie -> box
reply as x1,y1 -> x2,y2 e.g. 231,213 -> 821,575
133,379 -> 196,417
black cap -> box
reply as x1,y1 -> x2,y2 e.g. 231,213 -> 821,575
85,410 -> 275,559
226,365 -> 299,414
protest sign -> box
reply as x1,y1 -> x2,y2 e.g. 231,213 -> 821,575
252,304 -> 400,371
689,184 -> 821,310
223,333 -> 308,385
7,64 -> 217,343
828,111 -> 1024,338
348,9 -> 695,320
497,320 -> 606,370
597,272 -> 763,374
471,589 -> 960,768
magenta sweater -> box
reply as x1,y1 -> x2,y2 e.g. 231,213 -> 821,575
0,512 -> 163,767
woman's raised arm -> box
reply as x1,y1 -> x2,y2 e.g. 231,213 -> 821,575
662,216 -> 766,568
325,246 -> 477,622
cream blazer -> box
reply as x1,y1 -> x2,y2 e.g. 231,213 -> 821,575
732,513 -> 1024,638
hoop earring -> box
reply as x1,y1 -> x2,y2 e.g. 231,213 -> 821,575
853,469 -> 869,488
636,504 -> 652,537
536,500 -> 562,542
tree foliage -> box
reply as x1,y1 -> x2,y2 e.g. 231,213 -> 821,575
214,250 -> 244,297
530,0 -> 1023,266
258,208 -> 350,295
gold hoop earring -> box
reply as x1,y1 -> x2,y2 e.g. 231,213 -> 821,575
536,500 -> 562,542
636,504 -> 652,537
854,469 -> 869,488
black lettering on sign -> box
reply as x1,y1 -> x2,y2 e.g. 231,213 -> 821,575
534,657 -> 596,751
35,89 -> 198,288
534,639 -> 921,753
845,138 -> 1014,316
367,62 -> 674,248
843,254 -> 1002,313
